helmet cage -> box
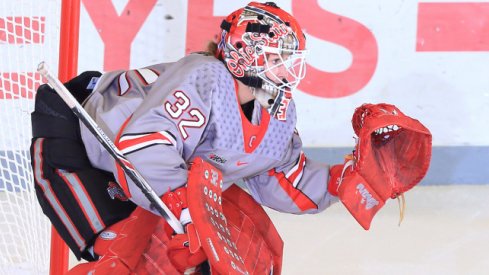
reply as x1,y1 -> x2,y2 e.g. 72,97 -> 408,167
217,2 -> 307,120
255,45 -> 307,92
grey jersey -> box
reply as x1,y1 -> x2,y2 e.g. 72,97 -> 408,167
81,54 -> 337,215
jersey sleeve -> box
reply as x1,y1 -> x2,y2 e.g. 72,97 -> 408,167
244,132 -> 339,214
112,77 -> 212,214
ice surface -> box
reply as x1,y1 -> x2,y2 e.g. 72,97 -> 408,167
270,185 -> 489,275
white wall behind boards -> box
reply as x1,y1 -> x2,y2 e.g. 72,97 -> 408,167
76,0 -> 489,148
1,0 -> 487,183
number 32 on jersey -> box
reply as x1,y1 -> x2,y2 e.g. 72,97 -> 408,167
164,90 -> 206,140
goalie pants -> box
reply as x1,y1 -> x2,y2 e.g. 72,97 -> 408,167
30,73 -> 136,261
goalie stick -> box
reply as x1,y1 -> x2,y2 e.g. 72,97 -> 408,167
37,62 -> 185,234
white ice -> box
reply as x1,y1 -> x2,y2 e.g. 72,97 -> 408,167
270,185 -> 489,275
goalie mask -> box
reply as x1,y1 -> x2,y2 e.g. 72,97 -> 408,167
216,2 -> 307,120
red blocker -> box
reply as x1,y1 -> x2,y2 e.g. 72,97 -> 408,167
187,158 -> 283,274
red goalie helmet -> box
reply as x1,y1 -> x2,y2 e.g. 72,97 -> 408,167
216,2 -> 307,120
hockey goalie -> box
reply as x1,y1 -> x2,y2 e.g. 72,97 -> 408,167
30,1 -> 431,274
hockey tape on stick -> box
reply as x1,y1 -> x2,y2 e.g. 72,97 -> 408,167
37,62 -> 184,234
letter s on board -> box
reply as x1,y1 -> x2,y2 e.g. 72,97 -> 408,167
292,0 -> 378,98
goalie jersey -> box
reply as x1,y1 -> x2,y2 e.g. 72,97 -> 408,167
80,54 -> 337,215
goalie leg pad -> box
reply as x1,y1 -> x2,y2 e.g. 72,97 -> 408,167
187,158 -> 284,275
66,255 -> 131,275
137,219 -> 186,274
222,185 -> 284,274
69,207 -> 181,274
93,207 -> 160,269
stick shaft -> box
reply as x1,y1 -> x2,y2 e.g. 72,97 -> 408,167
37,62 -> 184,234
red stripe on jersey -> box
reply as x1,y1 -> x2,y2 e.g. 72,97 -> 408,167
118,131 -> 175,153
0,16 -> 45,44
269,169 -> 317,212
113,115 -> 133,198
0,72 -> 42,99
286,152 -> 306,186
134,69 -> 148,86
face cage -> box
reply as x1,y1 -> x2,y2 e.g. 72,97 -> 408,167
255,45 -> 308,93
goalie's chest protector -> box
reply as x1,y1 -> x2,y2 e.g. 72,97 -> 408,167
193,70 -> 297,185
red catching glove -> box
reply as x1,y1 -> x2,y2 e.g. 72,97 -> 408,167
336,103 -> 432,230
